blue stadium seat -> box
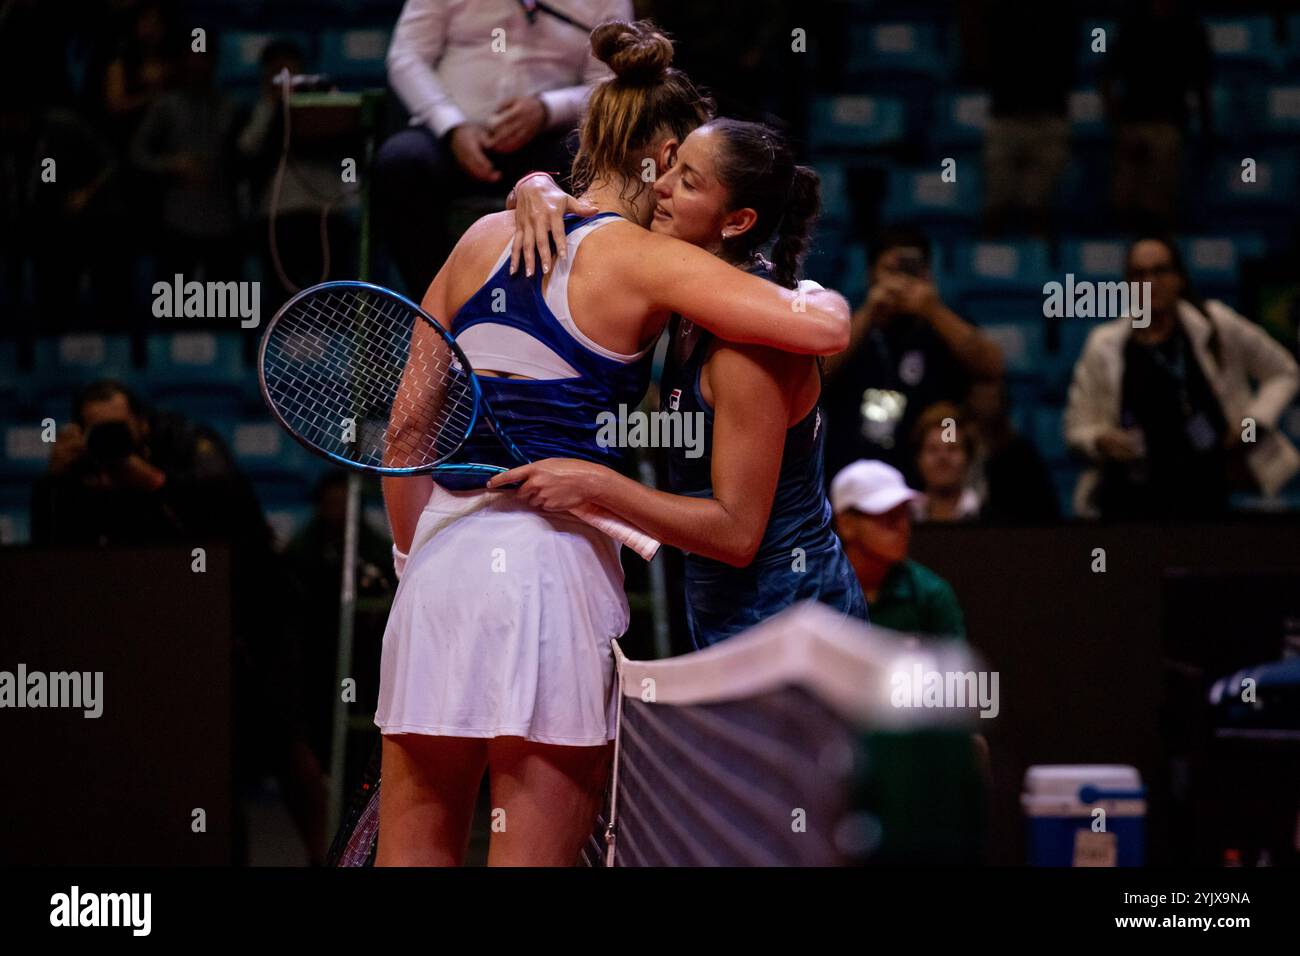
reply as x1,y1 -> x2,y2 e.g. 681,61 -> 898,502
834,243 -> 868,311
1197,151 -> 1299,233
881,165 -> 981,225
143,331 -> 250,417
951,239 -> 1051,299
32,334 -> 135,413
1205,17 -> 1285,75
217,30 -> 314,83
1060,238 -> 1128,281
809,95 -> 906,151
1051,462 -> 1081,517
1043,319 -> 1096,400
0,483 -> 30,545
1180,234 -> 1268,299
1067,88 -> 1108,142
845,20 -> 949,80
982,318 -> 1046,379
813,161 -> 851,228
1261,85 -> 1300,141
319,27 -> 390,83
930,92 -> 989,148
1033,404 -> 1069,466
2,421 -> 54,479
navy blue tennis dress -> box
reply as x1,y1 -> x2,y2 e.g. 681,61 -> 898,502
661,263 -> 869,650
376,212 -> 655,745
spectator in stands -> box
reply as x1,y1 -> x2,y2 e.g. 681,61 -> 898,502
1064,237 -> 1300,519
374,0 -> 631,295
100,0 -> 177,149
33,379 -> 324,863
1102,0 -> 1213,231
34,379 -> 262,545
237,40 -> 360,310
0,82 -> 128,325
970,1 -> 1075,235
639,0 -> 805,128
908,402 -> 981,523
830,460 -> 965,639
823,224 -> 1004,484
965,380 -> 1061,523
131,37 -> 241,284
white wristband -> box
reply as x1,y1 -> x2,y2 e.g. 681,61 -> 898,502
796,279 -> 825,293
392,544 -> 408,581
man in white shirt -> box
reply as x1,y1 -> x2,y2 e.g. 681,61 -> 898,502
374,0 -> 631,294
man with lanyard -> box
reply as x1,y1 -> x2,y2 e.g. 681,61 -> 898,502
373,0 -> 631,294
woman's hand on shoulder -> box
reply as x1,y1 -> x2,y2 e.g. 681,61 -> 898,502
507,173 -> 599,278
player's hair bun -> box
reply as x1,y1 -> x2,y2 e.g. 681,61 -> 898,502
590,20 -> 674,84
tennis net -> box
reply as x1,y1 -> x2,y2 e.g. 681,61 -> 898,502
582,601 -> 987,866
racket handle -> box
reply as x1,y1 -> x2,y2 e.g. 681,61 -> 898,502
570,503 -> 661,561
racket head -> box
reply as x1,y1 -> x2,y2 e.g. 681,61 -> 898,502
258,280 -> 482,474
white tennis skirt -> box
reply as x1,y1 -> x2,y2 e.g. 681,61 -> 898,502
375,486 -> 629,746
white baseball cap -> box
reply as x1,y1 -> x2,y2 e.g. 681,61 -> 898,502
829,460 -> 919,516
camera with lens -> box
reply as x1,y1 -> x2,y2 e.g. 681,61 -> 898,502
84,421 -> 136,467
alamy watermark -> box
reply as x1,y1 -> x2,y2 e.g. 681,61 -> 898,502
596,403 -> 705,459
152,274 -> 260,328
0,664 -> 103,718
1043,275 -> 1151,328
50,886 -> 150,936
890,661 -> 999,719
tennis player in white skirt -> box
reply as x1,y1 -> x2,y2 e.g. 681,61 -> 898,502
373,20 -> 851,866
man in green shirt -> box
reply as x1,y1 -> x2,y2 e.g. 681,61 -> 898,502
829,460 -> 966,639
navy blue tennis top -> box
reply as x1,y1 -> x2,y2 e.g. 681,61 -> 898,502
437,213 -> 654,489
661,263 -> 868,649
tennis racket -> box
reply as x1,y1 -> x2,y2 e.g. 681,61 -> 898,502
257,280 -> 661,561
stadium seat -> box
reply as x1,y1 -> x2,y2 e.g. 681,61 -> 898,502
0,484 -> 31,545
1262,85 -> 1300,141
143,331 -> 251,417
845,20 -> 949,81
1060,238 -> 1128,281
881,165 -> 982,225
319,28 -> 390,84
1180,234 -> 1268,300
930,92 -> 990,148
2,422 -> 53,479
982,319 -> 1046,379
1033,404 -> 1070,466
1205,17 -> 1285,76
1196,151 -> 1299,234
31,334 -> 135,412
217,30 -> 314,83
1067,88 -> 1108,142
813,161 -> 851,228
809,95 -> 906,151
951,239 -> 1051,302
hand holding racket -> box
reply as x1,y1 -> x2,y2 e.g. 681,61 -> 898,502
257,280 -> 661,561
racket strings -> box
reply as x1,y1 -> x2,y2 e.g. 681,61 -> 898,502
262,286 -> 477,469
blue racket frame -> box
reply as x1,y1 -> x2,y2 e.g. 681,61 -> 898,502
258,280 -> 531,481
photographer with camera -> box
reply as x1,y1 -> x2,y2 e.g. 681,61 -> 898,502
823,223 -> 1004,484
35,380 -> 259,545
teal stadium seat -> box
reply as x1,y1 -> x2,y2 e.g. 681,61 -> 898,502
319,28 -> 390,84
32,334 -> 134,412
1205,17 -> 1286,76
143,331 -> 251,418
809,95 -> 906,151
845,20 -> 949,81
